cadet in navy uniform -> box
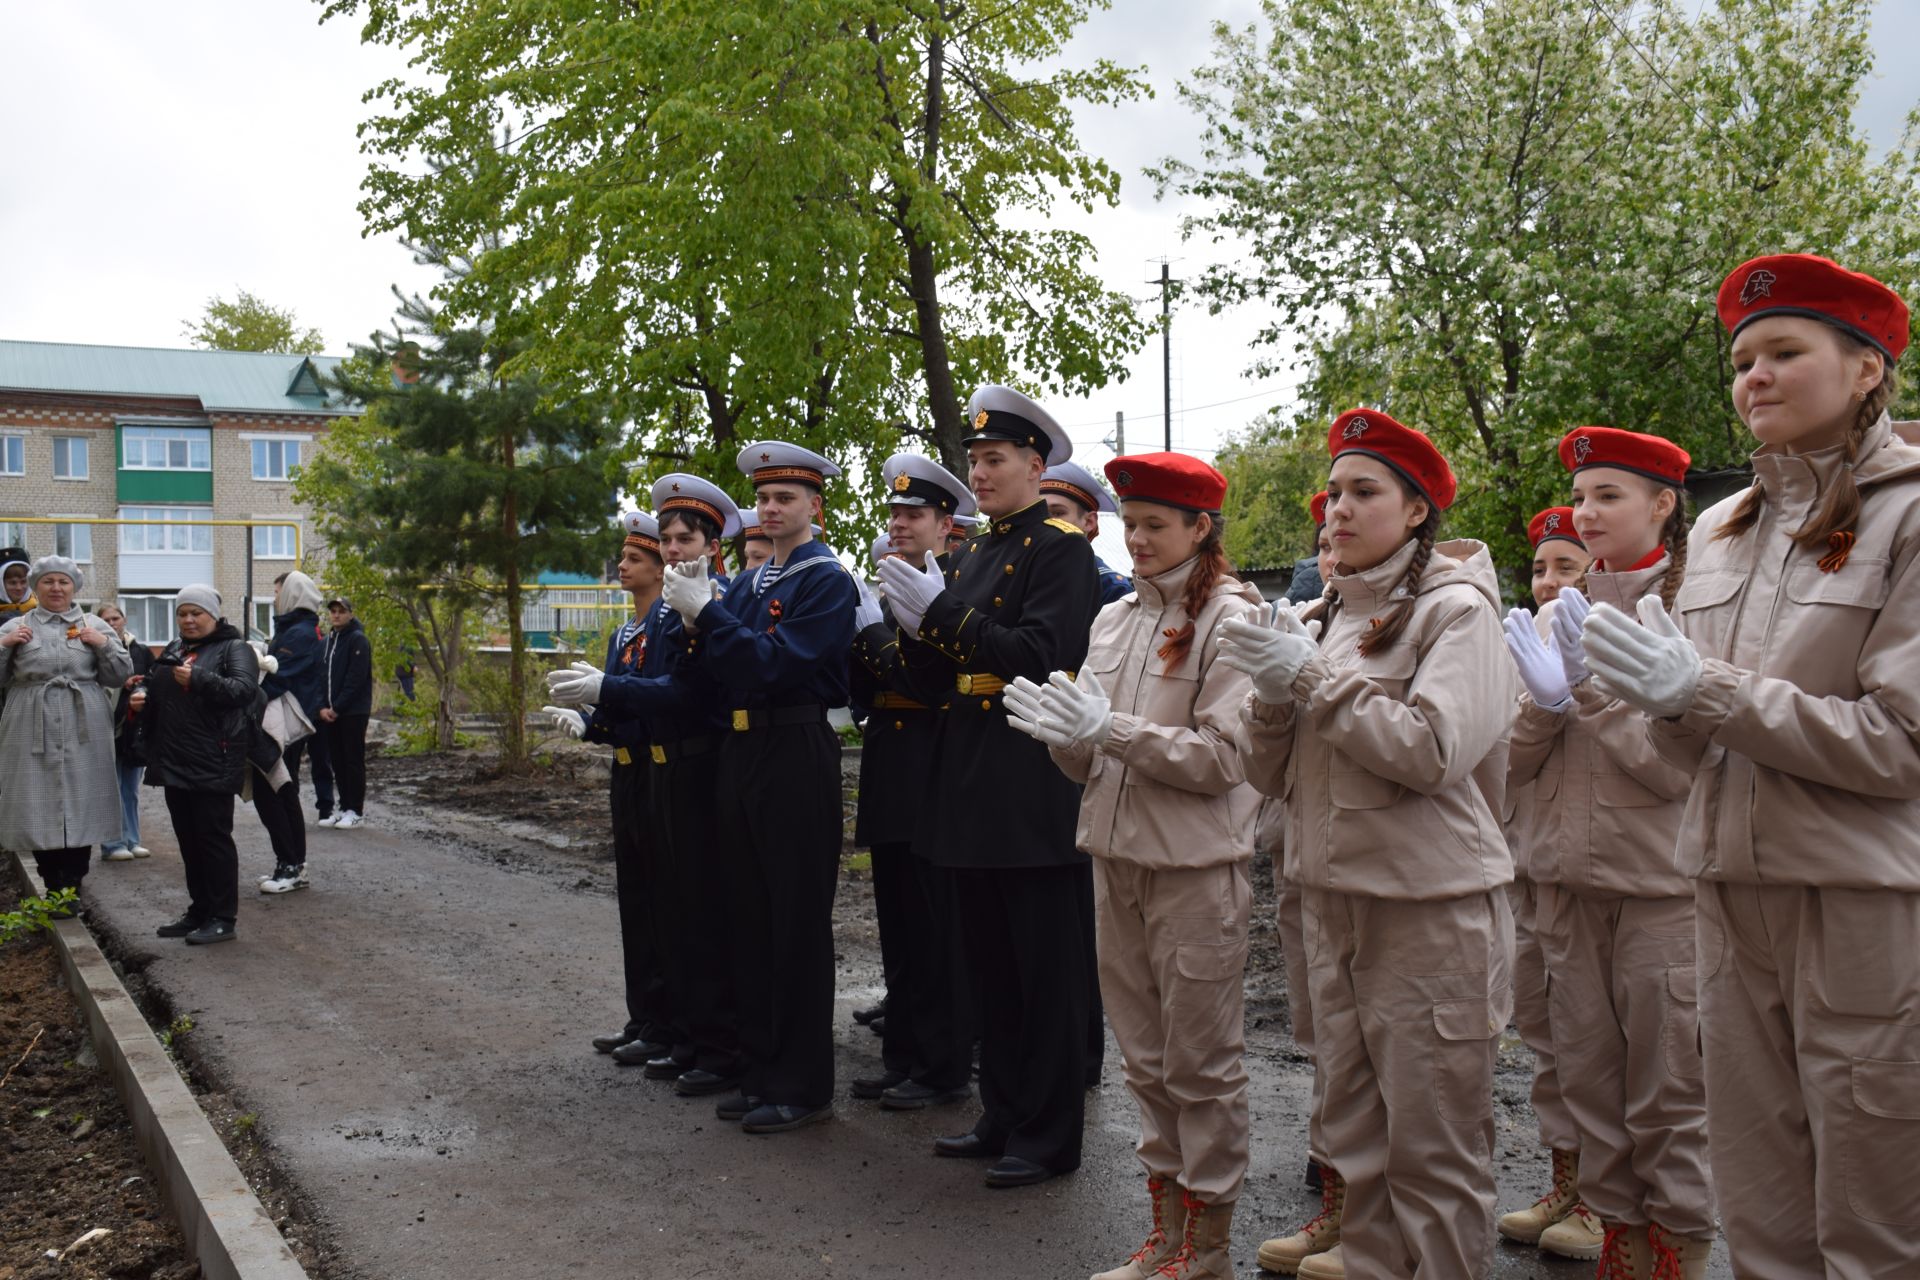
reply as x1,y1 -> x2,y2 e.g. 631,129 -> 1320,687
1044,460 -> 1133,605
850,453 -> 979,1112
736,508 -> 774,574
544,512 -> 677,1064
660,442 -> 858,1134
875,385 -> 1100,1187
946,512 -> 982,554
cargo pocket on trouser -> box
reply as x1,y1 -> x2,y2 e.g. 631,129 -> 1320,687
1847,1057 -> 1920,1226
1171,939 -> 1249,1050
1431,996 -> 1498,1122
1663,964 -> 1703,1080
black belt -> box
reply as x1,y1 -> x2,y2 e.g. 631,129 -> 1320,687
646,733 -> 721,764
729,704 -> 827,732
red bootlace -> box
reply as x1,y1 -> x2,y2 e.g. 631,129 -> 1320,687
1127,1176 -> 1170,1265
1595,1222 -> 1634,1280
1155,1191 -> 1205,1279
1647,1225 -> 1684,1280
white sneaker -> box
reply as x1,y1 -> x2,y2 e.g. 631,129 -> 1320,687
130,845 -> 151,858
104,847 -> 135,862
317,812 -> 341,828
334,811 -> 363,829
260,864 -> 309,894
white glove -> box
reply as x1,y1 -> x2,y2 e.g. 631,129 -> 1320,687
1583,596 -> 1703,720
876,556 -> 945,636
545,660 -> 604,707
1550,588 -> 1592,690
661,559 -> 712,627
1217,603 -> 1321,704
1035,668 -> 1112,746
258,652 -> 279,676
1004,676 -> 1076,749
854,578 -> 884,630
543,705 -> 587,739
1504,607 -> 1571,712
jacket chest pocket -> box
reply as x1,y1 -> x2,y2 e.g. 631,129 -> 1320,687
1673,569 -> 1745,659
1336,641 -> 1417,698
1592,773 -> 1663,808
1780,557 -> 1889,688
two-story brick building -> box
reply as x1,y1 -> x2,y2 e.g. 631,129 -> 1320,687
0,340 -> 350,641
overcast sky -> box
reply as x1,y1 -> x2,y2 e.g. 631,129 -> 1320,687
3,0 -> 1915,493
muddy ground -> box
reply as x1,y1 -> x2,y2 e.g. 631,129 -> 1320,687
57,737 -> 1730,1278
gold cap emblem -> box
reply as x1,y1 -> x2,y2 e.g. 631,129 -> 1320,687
973,409 -> 990,430
893,473 -> 911,492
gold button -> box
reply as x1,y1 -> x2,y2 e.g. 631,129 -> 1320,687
894,720 -> 904,730
993,597 -> 1002,607
1024,537 -> 1032,546
1003,563 -> 1014,575
980,699 -> 992,710
970,543 -> 978,553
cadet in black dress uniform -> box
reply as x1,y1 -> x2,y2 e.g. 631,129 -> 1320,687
850,453 -> 979,1111
946,513 -> 982,555
661,442 -> 858,1134
1043,460 -> 1134,606
874,385 -> 1100,1187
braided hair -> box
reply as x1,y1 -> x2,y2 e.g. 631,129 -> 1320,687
1156,513 -> 1234,668
1658,493 -> 1691,611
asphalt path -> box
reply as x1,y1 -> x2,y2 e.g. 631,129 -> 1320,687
74,788 -> 1729,1279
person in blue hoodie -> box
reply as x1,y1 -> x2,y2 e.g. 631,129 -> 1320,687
256,570 -> 326,894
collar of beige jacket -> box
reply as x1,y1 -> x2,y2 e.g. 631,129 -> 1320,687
1586,553 -> 1670,612
1328,535 -> 1422,613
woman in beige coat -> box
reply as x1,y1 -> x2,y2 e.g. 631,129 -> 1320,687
1584,254 -> 1920,1277
1504,428 -> 1714,1277
1227,410 -> 1515,1280
1005,452 -> 1261,1280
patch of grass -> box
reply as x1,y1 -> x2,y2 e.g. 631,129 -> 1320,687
844,852 -> 872,874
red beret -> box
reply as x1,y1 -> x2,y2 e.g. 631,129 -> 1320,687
1718,254 -> 1909,362
1557,426 -> 1689,486
1528,507 -> 1582,550
1105,451 -> 1227,512
1327,408 -> 1457,510
1308,490 -> 1329,527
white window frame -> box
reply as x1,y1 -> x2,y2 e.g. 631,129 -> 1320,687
252,599 -> 275,640
52,436 -> 90,481
0,519 -> 26,547
119,506 -> 214,555
120,425 -> 212,472
119,594 -> 180,645
244,434 -> 309,482
252,517 -> 299,560
0,435 -> 23,476
51,516 -> 93,564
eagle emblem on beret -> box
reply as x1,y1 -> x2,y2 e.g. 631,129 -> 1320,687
973,409 -> 990,430
1740,269 -> 1778,307
1573,435 -> 1593,465
1342,415 -> 1370,439
1114,469 -> 1134,487
893,473 -> 911,492
1543,512 -> 1562,534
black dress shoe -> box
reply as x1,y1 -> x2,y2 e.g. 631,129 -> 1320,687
591,1030 -> 639,1054
880,1080 -> 970,1110
867,1016 -> 887,1038
156,914 -> 205,939
674,1069 -> 740,1097
610,1039 -> 668,1066
643,1054 -> 687,1080
852,997 -> 888,1026
933,1132 -> 997,1159
741,1102 -> 833,1134
184,919 -> 237,946
985,1155 -> 1055,1188
850,1068 -> 908,1100
715,1092 -> 761,1122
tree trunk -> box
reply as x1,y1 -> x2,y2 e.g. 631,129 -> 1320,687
903,14 -> 967,475
501,428 -> 528,768
435,610 -> 464,751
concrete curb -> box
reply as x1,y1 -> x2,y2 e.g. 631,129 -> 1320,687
11,851 -> 309,1280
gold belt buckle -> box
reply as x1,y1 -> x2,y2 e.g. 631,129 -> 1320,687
732,709 -> 751,732
614,747 -> 632,766
956,674 -> 977,694
649,744 -> 667,764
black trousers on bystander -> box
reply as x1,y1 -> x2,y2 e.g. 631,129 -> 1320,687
165,787 -> 238,924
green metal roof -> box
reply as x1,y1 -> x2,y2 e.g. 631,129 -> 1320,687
0,339 -> 352,416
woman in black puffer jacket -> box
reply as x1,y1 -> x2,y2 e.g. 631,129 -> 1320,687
133,586 -> 261,945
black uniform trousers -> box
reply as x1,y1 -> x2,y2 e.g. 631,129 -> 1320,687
647,740 -> 742,1075
887,850 -> 975,1090
1077,863 -> 1106,1083
713,718 -> 842,1108
32,846 -> 90,894
872,842 -> 911,1071
609,760 -> 674,1042
165,788 -> 238,924
331,713 -> 371,814
955,861 -> 1090,1172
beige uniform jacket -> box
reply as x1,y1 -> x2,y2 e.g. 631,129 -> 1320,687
1510,558 -> 1693,898
1651,413 -> 1920,889
1051,556 -> 1264,868
1241,538 -> 1516,900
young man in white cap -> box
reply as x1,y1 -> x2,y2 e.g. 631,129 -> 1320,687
849,452 -> 979,1112
1042,460 -> 1133,605
656,441 -> 857,1134
736,508 -> 773,574
873,384 -> 1100,1187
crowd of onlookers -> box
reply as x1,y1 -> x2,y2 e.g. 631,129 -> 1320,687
0,550 -> 374,944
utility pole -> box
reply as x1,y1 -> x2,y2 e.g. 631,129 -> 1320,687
1104,410 -> 1125,458
1159,262 -> 1172,450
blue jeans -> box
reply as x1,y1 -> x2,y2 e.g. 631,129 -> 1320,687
103,762 -> 144,851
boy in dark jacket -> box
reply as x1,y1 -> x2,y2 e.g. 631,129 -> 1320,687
321,598 -> 374,829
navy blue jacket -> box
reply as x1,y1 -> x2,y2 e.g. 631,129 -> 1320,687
262,608 -> 325,719
322,618 -> 374,717
690,541 -> 855,710
583,600 -> 670,753
1094,555 -> 1133,606
593,602 -> 723,745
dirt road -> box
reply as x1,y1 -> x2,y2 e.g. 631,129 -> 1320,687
69,748 -> 1726,1278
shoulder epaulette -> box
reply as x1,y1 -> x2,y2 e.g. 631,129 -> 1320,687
1044,517 -> 1086,537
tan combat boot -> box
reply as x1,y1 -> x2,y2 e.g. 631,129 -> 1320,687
1293,1245 -> 1343,1279
1092,1175 -> 1187,1280
1254,1167 -> 1343,1274
1594,1222 -> 1651,1280
1646,1223 -> 1714,1280
1157,1191 -> 1235,1279
1539,1201 -> 1607,1261
1497,1148 -> 1581,1244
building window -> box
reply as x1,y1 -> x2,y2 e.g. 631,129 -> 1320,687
54,522 -> 92,564
120,506 -> 214,554
253,599 -> 274,639
0,436 -> 22,476
119,594 -> 180,645
0,520 -> 25,547
52,437 -> 90,480
121,426 -> 211,472
253,522 -> 298,559
251,438 -> 301,481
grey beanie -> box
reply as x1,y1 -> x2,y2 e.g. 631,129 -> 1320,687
27,555 -> 83,595
174,584 -> 223,618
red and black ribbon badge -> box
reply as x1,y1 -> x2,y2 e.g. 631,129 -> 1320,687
621,632 -> 648,670
766,598 -> 784,633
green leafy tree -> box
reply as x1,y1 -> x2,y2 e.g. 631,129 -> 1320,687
302,279 -> 623,765
319,0 -> 1149,543
183,289 -> 326,353
1160,0 -> 1920,586
1216,412 -> 1329,569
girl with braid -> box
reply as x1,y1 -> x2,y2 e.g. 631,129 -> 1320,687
1226,409 -> 1516,1280
1503,427 -> 1715,1277
1583,254 -> 1920,1276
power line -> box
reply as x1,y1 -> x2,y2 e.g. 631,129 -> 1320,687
1057,383 -> 1292,431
